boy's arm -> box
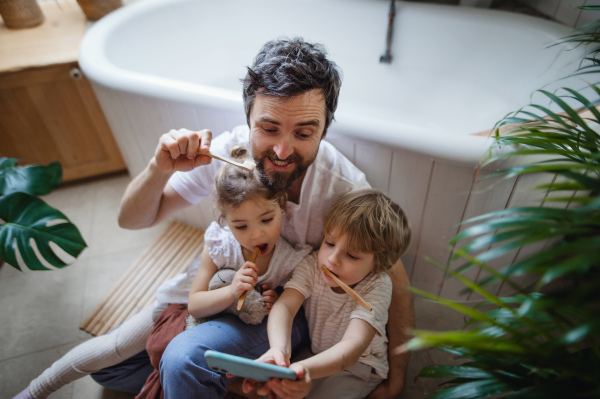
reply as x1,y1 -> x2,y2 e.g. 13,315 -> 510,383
295,318 -> 376,379
265,318 -> 376,399
369,258 -> 414,399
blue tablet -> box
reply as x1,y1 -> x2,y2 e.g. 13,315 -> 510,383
204,350 -> 298,382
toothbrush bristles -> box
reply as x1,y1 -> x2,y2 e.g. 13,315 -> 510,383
243,161 -> 256,172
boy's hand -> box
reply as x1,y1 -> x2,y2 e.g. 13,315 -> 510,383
262,364 -> 312,399
261,284 -> 280,314
230,262 -> 259,298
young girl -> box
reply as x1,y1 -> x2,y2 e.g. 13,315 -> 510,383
135,146 -> 313,398
14,147 -> 312,399
244,189 -> 412,399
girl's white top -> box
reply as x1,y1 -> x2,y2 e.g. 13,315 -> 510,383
154,221 -> 312,316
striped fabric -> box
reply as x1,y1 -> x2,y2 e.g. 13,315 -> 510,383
285,252 -> 392,378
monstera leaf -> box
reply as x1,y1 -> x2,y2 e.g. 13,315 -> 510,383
0,157 -> 62,196
0,192 -> 87,271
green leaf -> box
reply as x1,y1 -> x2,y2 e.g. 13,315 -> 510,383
0,158 -> 62,196
407,330 -> 529,354
419,365 -> 493,379
427,378 -> 513,399
0,193 -> 87,271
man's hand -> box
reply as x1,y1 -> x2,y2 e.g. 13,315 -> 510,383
154,128 -> 213,172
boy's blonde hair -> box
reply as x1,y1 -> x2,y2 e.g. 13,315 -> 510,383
323,189 -> 411,273
214,146 -> 287,224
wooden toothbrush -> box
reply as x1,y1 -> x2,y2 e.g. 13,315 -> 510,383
321,265 -> 372,311
199,150 -> 255,172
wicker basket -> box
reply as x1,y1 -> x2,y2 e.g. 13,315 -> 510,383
0,0 -> 44,29
77,0 -> 122,21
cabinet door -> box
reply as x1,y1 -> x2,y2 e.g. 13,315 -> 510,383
0,62 -> 126,182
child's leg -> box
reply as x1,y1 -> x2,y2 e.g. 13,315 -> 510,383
28,306 -> 154,398
307,362 -> 383,399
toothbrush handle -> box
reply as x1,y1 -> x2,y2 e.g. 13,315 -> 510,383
199,150 -> 243,168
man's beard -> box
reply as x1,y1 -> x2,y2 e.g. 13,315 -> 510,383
254,150 -> 312,191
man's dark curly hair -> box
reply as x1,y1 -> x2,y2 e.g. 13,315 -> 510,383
242,37 -> 342,136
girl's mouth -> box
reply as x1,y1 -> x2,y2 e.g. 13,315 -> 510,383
258,243 -> 268,254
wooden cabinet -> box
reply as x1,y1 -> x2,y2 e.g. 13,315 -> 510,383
0,62 -> 126,182
0,0 -> 126,182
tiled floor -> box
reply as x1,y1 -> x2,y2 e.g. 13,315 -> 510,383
0,173 -> 464,398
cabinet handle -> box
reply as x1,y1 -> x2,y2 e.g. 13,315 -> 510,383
70,68 -> 83,80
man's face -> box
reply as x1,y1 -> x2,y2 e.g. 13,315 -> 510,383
249,89 -> 326,191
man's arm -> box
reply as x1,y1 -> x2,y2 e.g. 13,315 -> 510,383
118,128 -> 212,229
369,258 -> 414,399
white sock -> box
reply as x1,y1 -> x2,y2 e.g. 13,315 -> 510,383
29,306 -> 154,399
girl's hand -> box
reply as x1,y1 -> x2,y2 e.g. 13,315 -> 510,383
230,262 -> 259,298
262,364 -> 312,399
261,284 -> 280,314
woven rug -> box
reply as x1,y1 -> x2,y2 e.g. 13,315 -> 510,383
80,221 -> 205,336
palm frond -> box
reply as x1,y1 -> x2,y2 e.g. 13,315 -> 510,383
406,13 -> 600,398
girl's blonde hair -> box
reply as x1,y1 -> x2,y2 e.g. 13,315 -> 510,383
214,145 -> 287,224
323,189 -> 411,274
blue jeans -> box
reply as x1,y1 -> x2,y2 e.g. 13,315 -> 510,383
160,310 -> 309,399
90,349 -> 153,394
90,309 -> 308,396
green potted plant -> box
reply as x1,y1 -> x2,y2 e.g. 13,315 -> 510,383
404,8 -> 600,398
0,158 -> 87,271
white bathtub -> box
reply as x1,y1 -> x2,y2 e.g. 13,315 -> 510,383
80,0 -> 583,299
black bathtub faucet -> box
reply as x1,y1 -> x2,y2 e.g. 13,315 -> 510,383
380,0 -> 396,63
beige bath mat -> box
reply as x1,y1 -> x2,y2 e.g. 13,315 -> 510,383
80,221 -> 205,336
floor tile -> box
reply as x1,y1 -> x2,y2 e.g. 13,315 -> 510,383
0,342 -> 75,399
399,349 -> 441,399
0,259 -> 87,360
72,376 -> 135,399
414,298 -> 467,331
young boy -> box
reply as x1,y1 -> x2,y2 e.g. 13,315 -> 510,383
244,189 -> 412,399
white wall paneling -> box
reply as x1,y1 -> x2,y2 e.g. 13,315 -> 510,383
409,161 -> 477,297
353,140 -> 394,195
388,149 -> 434,280
325,134 -> 356,165
439,162 -> 518,300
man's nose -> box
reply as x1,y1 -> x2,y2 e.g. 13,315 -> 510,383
273,136 -> 293,160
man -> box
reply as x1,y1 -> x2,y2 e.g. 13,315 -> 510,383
116,38 -> 413,398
